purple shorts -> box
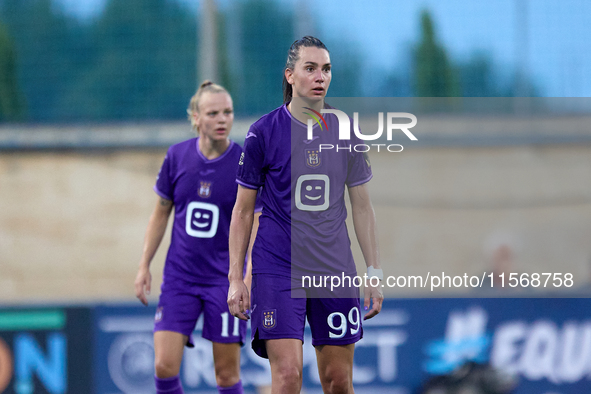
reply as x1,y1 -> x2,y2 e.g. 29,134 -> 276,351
250,273 -> 363,358
154,276 -> 246,347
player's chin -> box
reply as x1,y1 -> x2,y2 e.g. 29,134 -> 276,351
307,93 -> 325,101
211,133 -> 230,140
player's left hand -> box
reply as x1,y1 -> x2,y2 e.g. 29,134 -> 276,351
134,266 -> 152,306
363,282 -> 383,320
228,279 -> 250,321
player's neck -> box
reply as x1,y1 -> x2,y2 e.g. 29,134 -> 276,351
198,136 -> 230,160
287,97 -> 325,124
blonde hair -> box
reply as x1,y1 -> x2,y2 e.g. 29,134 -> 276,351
187,80 -> 229,131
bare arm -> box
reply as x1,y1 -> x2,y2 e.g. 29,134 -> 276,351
134,196 -> 173,305
227,185 -> 258,320
349,183 -> 383,319
244,211 -> 261,297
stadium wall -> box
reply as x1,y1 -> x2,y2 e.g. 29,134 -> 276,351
1,117 -> 591,302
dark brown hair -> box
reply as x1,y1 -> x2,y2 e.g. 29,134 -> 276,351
282,36 -> 329,103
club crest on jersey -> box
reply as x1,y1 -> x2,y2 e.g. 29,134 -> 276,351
263,309 -> 276,329
155,307 -> 163,322
305,149 -> 321,168
198,181 -> 212,198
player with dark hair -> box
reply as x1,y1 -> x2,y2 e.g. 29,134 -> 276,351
227,36 -> 383,394
135,81 -> 255,394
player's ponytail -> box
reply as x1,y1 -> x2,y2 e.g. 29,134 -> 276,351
283,36 -> 329,104
187,80 -> 229,131
199,80 -> 215,89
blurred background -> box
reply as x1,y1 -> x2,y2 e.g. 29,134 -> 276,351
1,0 -> 591,393
1,0 -> 591,124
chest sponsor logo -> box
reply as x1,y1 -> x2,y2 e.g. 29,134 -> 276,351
186,202 -> 219,238
295,174 -> 330,211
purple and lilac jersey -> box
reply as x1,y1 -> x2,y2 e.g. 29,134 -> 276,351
155,138 -> 242,285
237,104 -> 372,278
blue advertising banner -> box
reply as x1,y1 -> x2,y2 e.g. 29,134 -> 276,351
93,299 -> 591,393
94,304 -> 271,394
0,307 -> 93,394
348,298 -> 591,393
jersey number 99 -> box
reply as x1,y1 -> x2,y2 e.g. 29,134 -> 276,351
327,307 -> 360,339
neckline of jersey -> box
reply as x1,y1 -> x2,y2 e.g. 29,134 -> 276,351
194,137 -> 235,163
283,103 -> 322,131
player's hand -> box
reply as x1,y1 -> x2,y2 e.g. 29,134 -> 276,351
363,282 -> 383,320
228,279 -> 250,321
134,266 -> 152,306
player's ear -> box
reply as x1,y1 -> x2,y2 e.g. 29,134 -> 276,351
285,68 -> 294,85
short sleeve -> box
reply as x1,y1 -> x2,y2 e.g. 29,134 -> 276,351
345,135 -> 373,187
154,150 -> 174,200
236,125 -> 266,189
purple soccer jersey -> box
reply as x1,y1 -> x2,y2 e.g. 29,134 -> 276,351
237,104 -> 372,279
155,138 -> 242,284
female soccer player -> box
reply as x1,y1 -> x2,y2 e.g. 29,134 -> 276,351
135,81 -> 250,394
227,36 -> 383,394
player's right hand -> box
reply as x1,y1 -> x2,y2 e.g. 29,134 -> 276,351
134,267 -> 152,306
228,279 -> 250,321
363,282 -> 383,320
